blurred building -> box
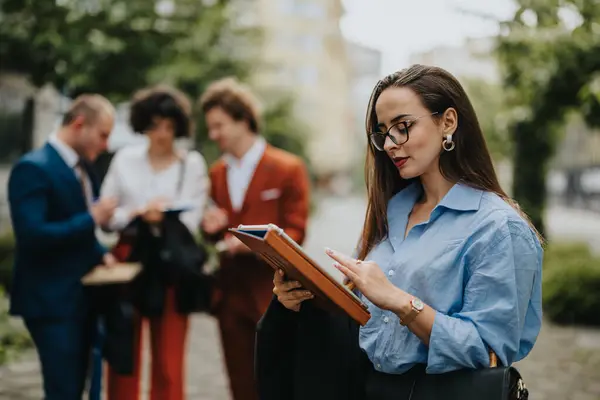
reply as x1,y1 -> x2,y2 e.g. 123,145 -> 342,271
233,0 -> 356,187
346,41 -> 382,144
345,41 -> 382,189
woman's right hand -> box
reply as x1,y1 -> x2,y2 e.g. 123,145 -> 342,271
273,269 -> 314,312
141,198 -> 169,224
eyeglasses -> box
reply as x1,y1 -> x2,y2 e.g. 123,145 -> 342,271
368,112 -> 439,151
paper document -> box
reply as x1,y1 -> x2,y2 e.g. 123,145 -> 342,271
81,262 -> 142,285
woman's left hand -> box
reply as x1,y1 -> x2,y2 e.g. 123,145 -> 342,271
325,248 -> 406,311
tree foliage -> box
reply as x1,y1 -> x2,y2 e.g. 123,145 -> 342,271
496,0 -> 600,236
1,0 -> 200,101
0,0 -> 309,166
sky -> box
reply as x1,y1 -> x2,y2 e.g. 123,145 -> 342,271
340,0 -> 517,75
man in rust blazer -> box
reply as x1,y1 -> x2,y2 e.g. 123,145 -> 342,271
199,77 -> 310,400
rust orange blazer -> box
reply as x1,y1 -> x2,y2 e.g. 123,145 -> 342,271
206,144 -> 310,400
208,144 -> 310,312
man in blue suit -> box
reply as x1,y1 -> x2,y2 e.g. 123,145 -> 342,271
8,94 -> 119,400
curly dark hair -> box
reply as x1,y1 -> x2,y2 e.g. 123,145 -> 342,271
129,85 -> 192,138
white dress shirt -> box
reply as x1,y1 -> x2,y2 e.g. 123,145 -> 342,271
100,144 -> 209,233
223,137 -> 266,211
48,135 -> 93,207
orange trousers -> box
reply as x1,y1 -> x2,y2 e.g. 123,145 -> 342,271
105,287 -> 189,400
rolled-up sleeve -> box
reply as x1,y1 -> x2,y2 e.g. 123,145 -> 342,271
426,221 -> 542,374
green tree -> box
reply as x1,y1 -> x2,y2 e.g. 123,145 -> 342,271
0,0 -> 309,166
0,0 -> 200,101
496,0 -> 600,236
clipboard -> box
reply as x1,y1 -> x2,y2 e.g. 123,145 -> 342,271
229,224 -> 371,326
81,262 -> 142,286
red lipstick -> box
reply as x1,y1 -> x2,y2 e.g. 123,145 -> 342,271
393,157 -> 408,168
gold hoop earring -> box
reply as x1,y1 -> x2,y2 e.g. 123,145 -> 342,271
442,134 -> 455,152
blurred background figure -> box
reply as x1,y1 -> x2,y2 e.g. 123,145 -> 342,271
7,94 -> 117,400
100,85 -> 209,400
199,77 -> 310,400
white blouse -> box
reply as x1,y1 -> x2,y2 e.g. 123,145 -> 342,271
100,144 -> 209,234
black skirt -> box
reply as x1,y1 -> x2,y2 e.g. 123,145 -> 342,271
365,363 -> 427,400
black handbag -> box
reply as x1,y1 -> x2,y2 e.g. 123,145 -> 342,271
408,352 -> 529,400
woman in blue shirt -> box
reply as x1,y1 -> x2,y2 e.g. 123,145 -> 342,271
258,64 -> 543,400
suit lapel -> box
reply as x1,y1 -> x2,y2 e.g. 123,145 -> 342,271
44,143 -> 88,208
215,162 -> 234,215
239,146 -> 273,216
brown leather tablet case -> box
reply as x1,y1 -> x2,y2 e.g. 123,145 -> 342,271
229,224 -> 371,326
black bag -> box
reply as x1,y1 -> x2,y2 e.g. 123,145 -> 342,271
161,213 -> 213,314
407,355 -> 529,400
255,298 -> 530,400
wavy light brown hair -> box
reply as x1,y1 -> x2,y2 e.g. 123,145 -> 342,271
357,64 -> 542,261
199,77 -> 262,134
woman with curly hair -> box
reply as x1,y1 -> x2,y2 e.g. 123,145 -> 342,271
100,85 -> 209,400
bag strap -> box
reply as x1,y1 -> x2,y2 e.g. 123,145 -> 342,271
176,152 -> 187,196
489,350 -> 498,367
489,350 -> 529,399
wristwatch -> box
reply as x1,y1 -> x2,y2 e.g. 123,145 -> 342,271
399,297 -> 424,326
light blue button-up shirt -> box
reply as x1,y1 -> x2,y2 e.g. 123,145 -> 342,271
358,182 -> 543,375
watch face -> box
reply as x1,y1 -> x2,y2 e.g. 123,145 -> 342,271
412,298 -> 425,311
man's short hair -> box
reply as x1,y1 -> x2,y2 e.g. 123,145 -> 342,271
129,85 -> 193,138
199,77 -> 262,134
61,94 -> 114,126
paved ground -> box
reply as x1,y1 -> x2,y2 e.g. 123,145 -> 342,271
1,195 -> 599,399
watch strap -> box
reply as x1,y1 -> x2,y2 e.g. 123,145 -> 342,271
399,308 -> 418,326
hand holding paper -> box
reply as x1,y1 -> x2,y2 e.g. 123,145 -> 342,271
141,197 -> 170,224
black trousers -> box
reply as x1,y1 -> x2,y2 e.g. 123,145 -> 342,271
365,363 -> 427,400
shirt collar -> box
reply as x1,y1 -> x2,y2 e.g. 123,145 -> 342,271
387,181 -> 482,220
49,134 -> 79,168
385,181 -> 483,251
223,136 -> 267,169
438,183 -> 483,211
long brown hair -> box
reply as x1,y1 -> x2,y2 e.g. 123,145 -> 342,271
357,64 -> 542,260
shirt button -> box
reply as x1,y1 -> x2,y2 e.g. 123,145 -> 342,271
388,270 -> 395,277
376,363 -> 382,369
383,316 -> 389,323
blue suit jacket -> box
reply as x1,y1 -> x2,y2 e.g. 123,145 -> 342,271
8,143 -> 106,319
